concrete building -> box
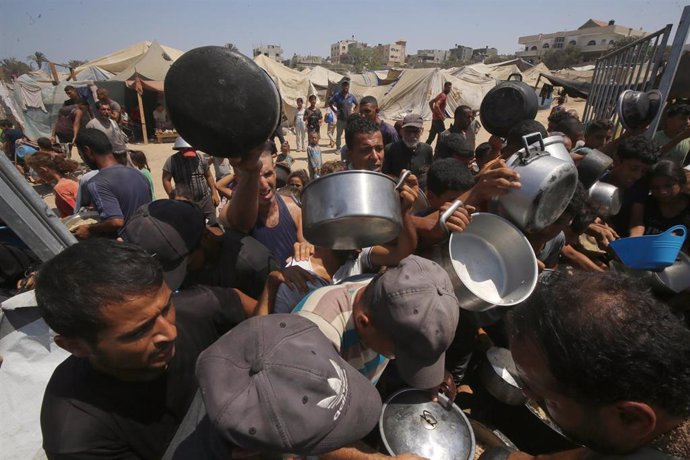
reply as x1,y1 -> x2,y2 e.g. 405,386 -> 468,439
375,40 -> 407,66
417,49 -> 448,64
517,19 -> 648,62
289,54 -> 325,68
473,47 -> 498,58
253,44 -> 283,62
330,39 -> 361,64
449,44 -> 474,62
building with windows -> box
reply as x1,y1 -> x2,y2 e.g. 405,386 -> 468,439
517,19 -> 648,62
253,44 -> 283,62
330,39 -> 364,64
449,44 -> 474,62
374,40 -> 407,66
473,47 -> 498,58
416,49 -> 448,64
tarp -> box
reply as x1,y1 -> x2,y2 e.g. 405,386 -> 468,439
303,65 -> 344,89
346,71 -> 380,86
253,54 -> 318,126
111,41 -> 176,82
540,73 -> 591,98
75,41 -> 184,74
75,65 -> 114,82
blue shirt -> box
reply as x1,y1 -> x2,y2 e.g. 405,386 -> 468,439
329,92 -> 358,120
84,164 -> 152,223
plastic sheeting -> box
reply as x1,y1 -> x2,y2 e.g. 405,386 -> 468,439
75,66 -> 114,82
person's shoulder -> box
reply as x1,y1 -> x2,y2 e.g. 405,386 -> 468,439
85,118 -> 97,128
420,142 -> 433,153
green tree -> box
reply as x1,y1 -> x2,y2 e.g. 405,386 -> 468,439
27,51 -> 47,70
68,59 -> 87,68
348,47 -> 384,72
542,46 -> 582,70
0,58 -> 32,80
608,36 -> 641,52
224,43 -> 239,52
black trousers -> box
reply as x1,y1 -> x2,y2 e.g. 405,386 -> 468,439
425,119 -> 446,145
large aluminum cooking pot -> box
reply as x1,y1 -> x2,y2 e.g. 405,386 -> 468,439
539,134 -> 573,164
380,388 -> 475,460
499,133 -> 579,232
480,78 -> 539,137
479,347 -> 527,406
301,170 -> 409,250
577,148 -> 613,188
588,181 -> 621,216
427,204 -> 538,312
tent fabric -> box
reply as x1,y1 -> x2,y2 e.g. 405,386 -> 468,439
126,79 -> 164,93
253,54 -> 318,126
75,41 -> 184,74
75,66 -> 114,82
303,65 -> 344,89
346,71 -> 380,87
111,41 -> 176,82
540,73 -> 591,99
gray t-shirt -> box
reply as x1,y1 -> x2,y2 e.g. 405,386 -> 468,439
86,117 -> 127,154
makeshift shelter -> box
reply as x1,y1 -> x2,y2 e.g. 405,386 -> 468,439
303,65 -> 344,89
74,66 -> 114,82
75,41 -> 184,75
254,54 -> 318,126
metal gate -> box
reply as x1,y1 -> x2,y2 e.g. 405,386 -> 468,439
582,25 -> 672,134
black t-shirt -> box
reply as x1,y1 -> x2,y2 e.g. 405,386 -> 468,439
40,285 -> 245,460
382,141 -> 433,178
305,107 -> 322,132
643,195 -> 690,237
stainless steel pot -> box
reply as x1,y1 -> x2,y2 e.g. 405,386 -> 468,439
538,134 -> 573,164
653,251 -> 690,294
588,181 -> 622,216
479,347 -> 527,406
301,170 -> 409,250
499,133 -> 579,232
428,204 -> 538,312
380,388 -> 475,460
577,149 -> 613,188
469,419 -> 517,459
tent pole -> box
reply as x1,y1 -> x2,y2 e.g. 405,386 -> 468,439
137,91 -> 149,144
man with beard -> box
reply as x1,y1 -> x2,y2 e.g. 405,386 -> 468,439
382,114 -> 433,178
435,105 -> 476,158
426,81 -> 452,145
502,271 -> 690,459
225,141 -> 308,267
86,101 -> 128,160
96,87 -> 121,122
71,128 -> 151,239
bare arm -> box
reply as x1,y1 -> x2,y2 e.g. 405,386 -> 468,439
320,442 -> 425,459
233,289 -> 258,318
71,218 -> 125,240
561,245 -> 606,272
629,202 -> 646,237
285,196 -> 307,243
205,166 -> 220,206
72,109 -> 83,142
216,173 -> 235,200
225,147 -> 263,233
659,127 -> 690,154
162,171 -> 174,198
370,211 -> 417,267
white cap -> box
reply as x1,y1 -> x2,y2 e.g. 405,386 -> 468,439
173,137 -> 192,150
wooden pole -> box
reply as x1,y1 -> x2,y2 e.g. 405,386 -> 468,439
49,63 -> 59,83
137,91 -> 149,144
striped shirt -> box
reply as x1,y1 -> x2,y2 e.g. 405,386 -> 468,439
293,279 -> 389,383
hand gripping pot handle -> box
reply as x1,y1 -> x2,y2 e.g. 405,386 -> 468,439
394,169 -> 412,191
439,199 -> 464,233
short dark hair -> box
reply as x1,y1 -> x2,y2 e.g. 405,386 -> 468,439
453,105 -> 472,118
296,97 -> 303,103
345,114 -> 378,149
360,96 -> 378,107
547,110 -> 571,125
649,159 -> 687,187
567,182 -> 595,234
308,94 -> 317,101
96,100 -> 111,109
554,117 -> 584,140
426,158 -> 475,196
444,133 -> 474,159
36,239 -> 164,343
506,120 -> 548,147
475,142 -> 492,161
617,134 -> 658,165
585,118 -> 613,136
75,128 -> 113,155
666,103 -> 690,118
507,271 -> 690,418
37,137 -> 52,150
64,85 -> 76,92
444,81 -> 452,87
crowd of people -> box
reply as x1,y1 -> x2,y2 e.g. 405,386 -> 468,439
0,77 -> 689,460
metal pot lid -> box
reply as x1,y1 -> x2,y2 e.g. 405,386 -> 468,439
486,347 -> 522,390
380,388 -> 475,460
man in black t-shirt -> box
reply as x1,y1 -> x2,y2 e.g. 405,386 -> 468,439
382,114 -> 432,178
36,239 -> 250,459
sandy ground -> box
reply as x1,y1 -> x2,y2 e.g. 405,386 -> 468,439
41,98 -> 586,209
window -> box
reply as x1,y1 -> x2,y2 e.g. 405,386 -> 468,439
569,40 -> 577,46
587,40 -> 596,46
609,39 -> 615,45
554,37 -> 565,49
542,43 -> 550,49
531,46 -> 538,51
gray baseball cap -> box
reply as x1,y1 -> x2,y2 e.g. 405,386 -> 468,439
121,199 -> 205,290
370,255 -> 459,389
402,113 -> 424,129
196,314 -> 382,455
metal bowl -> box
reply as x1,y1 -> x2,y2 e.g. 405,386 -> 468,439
479,347 -> 527,406
588,181 -> 622,216
380,388 -> 476,460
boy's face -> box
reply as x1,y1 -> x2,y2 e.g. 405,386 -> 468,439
297,100 -> 303,108
309,97 -> 316,107
612,158 -> 649,188
309,133 -> 319,145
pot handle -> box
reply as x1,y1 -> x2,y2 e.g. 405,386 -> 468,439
438,199 -> 464,233
394,169 -> 412,191
519,132 -> 545,163
664,225 -> 687,239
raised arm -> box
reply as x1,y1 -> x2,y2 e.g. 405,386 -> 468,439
225,146 -> 264,233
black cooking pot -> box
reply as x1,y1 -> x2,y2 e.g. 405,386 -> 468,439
617,89 -> 663,131
164,46 -> 281,158
480,76 -> 538,137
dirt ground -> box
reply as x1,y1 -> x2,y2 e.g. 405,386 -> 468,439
44,98 -> 586,209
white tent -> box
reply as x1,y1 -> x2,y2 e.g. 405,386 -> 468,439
303,65 -> 344,89
75,66 -> 114,82
75,41 -> 184,75
253,54 -> 318,126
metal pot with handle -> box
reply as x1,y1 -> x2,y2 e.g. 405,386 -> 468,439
301,170 -> 410,250
588,181 -> 622,216
498,133 -> 579,232
424,201 -> 538,312
480,75 -> 539,137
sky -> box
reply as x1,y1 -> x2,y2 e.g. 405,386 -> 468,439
2,0 -> 689,65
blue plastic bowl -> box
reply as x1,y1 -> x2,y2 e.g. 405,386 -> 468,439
609,225 -> 687,270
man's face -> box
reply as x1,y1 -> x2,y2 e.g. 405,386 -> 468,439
586,129 -> 612,150
77,146 -> 98,170
258,155 -> 277,205
96,89 -> 107,100
401,126 -> 422,149
665,113 -> 690,134
342,83 -> 350,95
88,282 -> 177,379
612,159 -> 649,188
349,130 -> 384,171
359,103 -> 378,122
455,109 -> 472,130
65,88 -> 78,99
443,83 -> 452,94
98,104 -> 112,119
511,338 -> 640,454
308,96 -> 316,107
